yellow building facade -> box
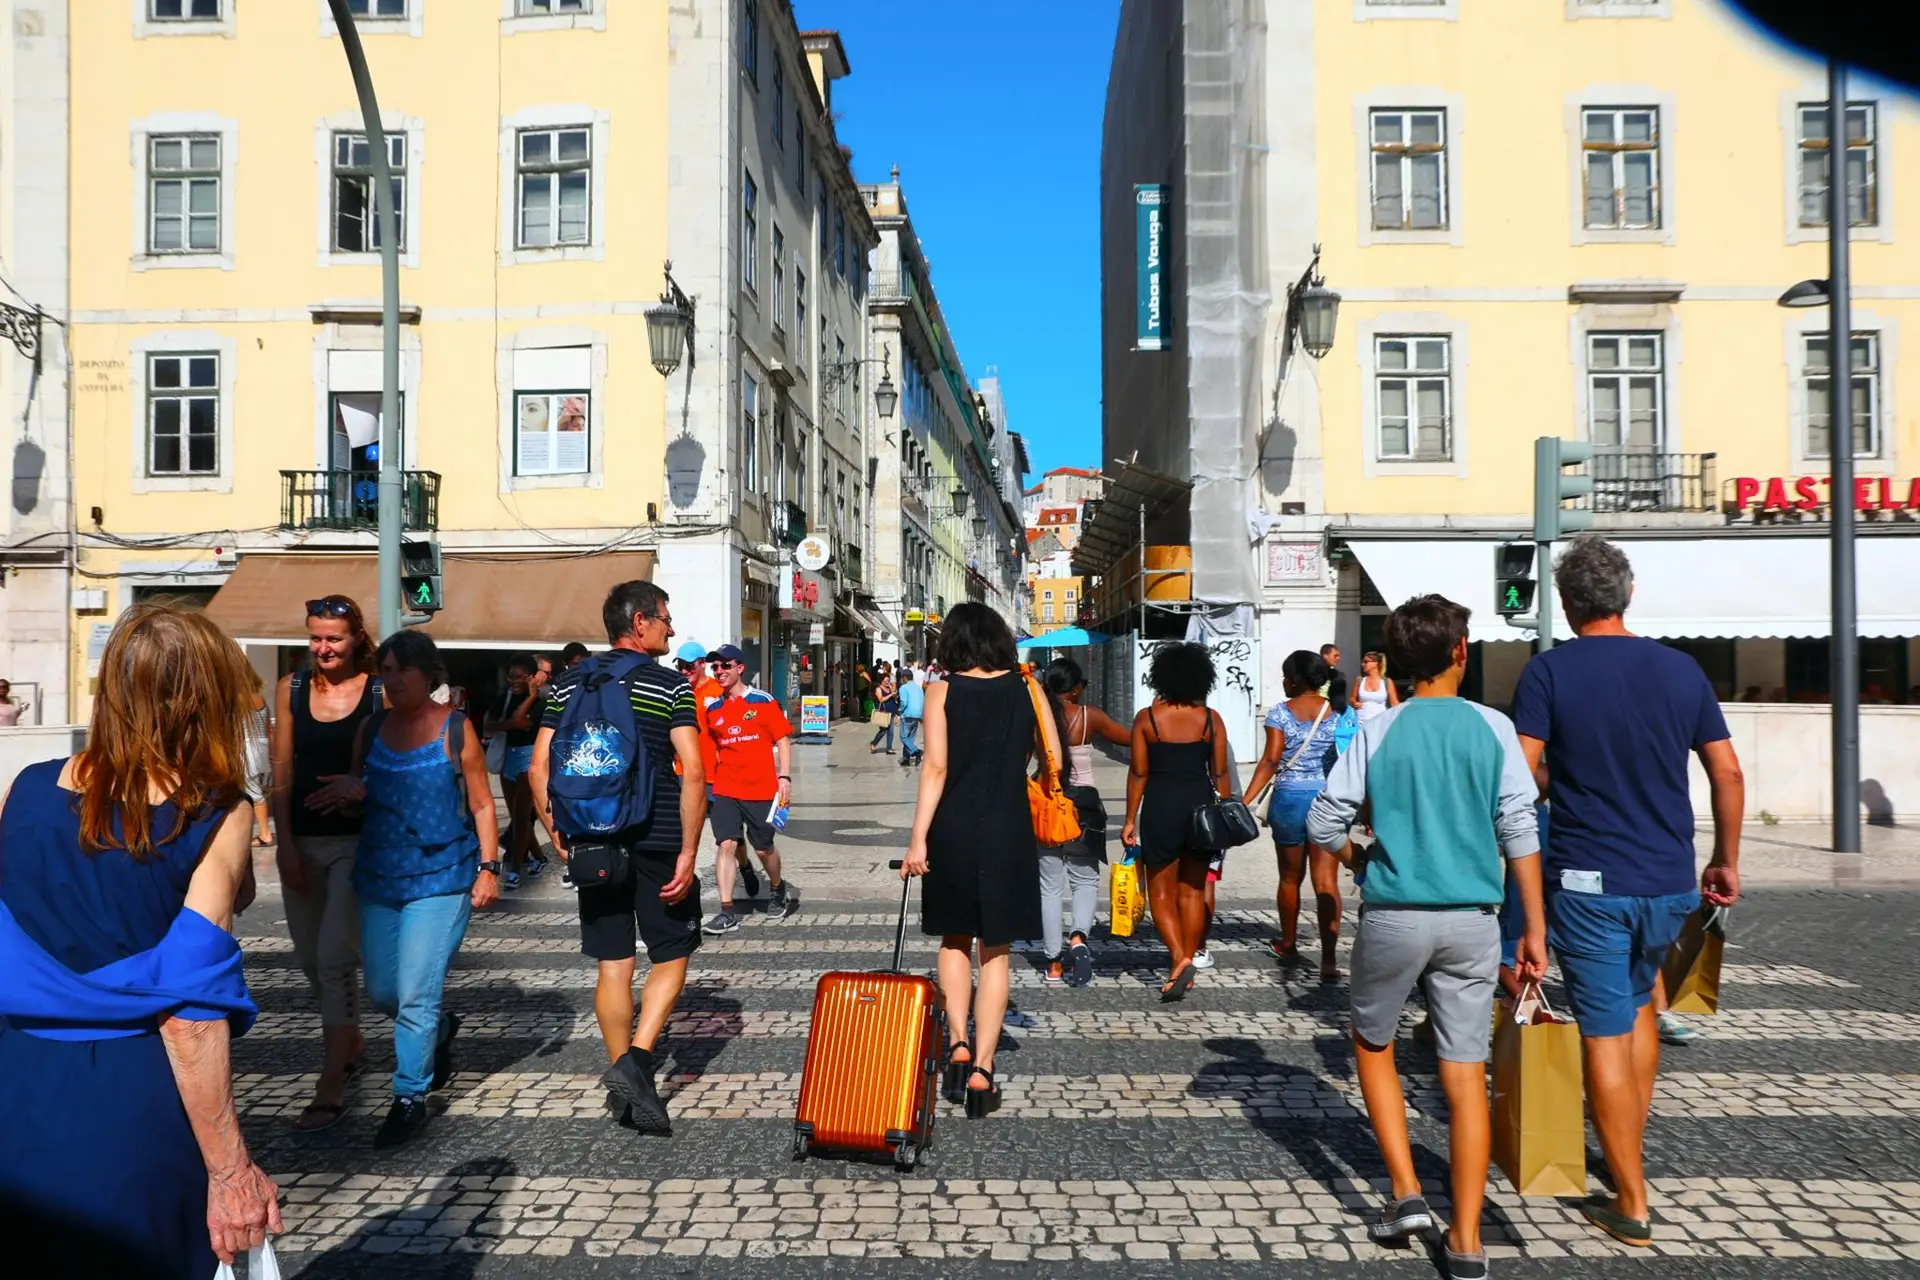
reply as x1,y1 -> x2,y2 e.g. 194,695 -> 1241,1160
1029,575 -> 1083,632
63,0 -> 672,712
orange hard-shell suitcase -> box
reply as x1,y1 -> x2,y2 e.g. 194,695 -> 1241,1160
792,861 -> 942,1170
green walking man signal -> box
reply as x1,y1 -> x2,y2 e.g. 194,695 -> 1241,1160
399,538 -> 443,615
1495,542 -> 1535,619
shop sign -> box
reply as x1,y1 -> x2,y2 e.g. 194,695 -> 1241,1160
1265,540 -> 1324,585
808,622 -> 825,646
1134,184 -> 1168,350
779,563 -> 831,621
1732,475 -> 1920,514
799,694 -> 831,736
904,609 -> 926,624
794,536 -> 831,572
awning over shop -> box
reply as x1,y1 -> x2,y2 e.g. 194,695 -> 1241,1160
205,551 -> 656,649
851,603 -> 906,647
1343,535 -> 1920,643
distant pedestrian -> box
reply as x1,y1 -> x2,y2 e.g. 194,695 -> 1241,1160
562,642 -> 592,670
870,663 -> 899,754
306,630 -> 500,1148
897,666 -> 926,765
1122,642 -> 1230,1002
243,680 -> 274,848
530,581 -> 708,1137
855,663 -> 874,721
1241,650 -> 1343,982
1319,643 -> 1342,695
1510,534 -> 1744,1248
1355,651 -> 1399,724
701,644 -> 796,935
485,655 -> 547,889
1039,658 -> 1131,987
0,678 -> 20,726
271,593 -> 380,1132
1307,593 -> 1546,1275
901,603 -> 1052,1120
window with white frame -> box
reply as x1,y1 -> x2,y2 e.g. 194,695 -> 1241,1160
1582,107 -> 1660,229
513,347 -> 591,476
794,109 -> 806,193
794,268 -> 807,368
516,127 -> 591,247
332,132 -> 407,253
1797,102 -> 1878,227
742,171 -> 759,291
519,0 -> 588,12
1374,336 -> 1452,460
1369,109 -> 1447,230
742,0 -> 759,83
150,0 -> 222,18
741,374 -> 760,493
818,185 -> 829,256
348,0 -> 408,17
1804,331 -> 1881,460
147,352 -> 220,476
771,228 -> 786,334
773,62 -> 785,149
1587,333 -> 1664,450
148,135 -> 221,254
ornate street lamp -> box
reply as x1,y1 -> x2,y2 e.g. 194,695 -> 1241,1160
971,516 -> 987,538
1286,245 -> 1342,360
950,486 -> 969,517
646,260 -> 697,376
873,362 -> 898,419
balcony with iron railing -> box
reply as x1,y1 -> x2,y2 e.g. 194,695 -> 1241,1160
868,271 -> 915,304
280,470 -> 440,532
1579,451 -> 1718,515
775,500 -> 808,546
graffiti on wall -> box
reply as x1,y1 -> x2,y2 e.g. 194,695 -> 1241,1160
1133,634 -> 1262,763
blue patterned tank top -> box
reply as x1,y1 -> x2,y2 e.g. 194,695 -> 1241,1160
354,713 -> 478,904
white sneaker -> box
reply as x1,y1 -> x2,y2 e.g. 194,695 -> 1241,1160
1192,949 -> 1215,970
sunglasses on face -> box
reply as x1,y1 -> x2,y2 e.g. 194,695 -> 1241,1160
306,599 -> 355,619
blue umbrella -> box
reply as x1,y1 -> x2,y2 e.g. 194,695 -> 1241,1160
1016,626 -> 1109,650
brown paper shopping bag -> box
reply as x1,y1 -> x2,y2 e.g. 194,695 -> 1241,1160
1661,905 -> 1727,1015
1490,985 -> 1586,1198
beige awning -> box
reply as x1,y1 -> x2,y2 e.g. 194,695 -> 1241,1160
205,551 -> 655,648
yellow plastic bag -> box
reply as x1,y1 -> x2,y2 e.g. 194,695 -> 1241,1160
1109,857 -> 1146,938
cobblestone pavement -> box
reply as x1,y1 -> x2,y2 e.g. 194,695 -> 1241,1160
233,731 -> 1920,1277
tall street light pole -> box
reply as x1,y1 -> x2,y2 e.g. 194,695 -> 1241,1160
1825,60 -> 1860,854
328,0 -> 403,639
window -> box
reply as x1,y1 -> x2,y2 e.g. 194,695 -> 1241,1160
348,0 -> 407,16
148,135 -> 221,254
1369,109 -> 1447,230
772,405 -> 787,501
742,374 -> 760,493
329,391 -> 404,475
331,132 -> 407,253
512,346 -> 591,477
516,127 -> 591,247
1374,336 -> 1451,460
1066,589 -> 1077,601
519,0 -> 588,11
771,228 -> 786,333
150,0 -> 220,18
795,110 -> 806,193
795,268 -> 807,367
773,63 -> 785,149
1805,331 -> 1881,460
147,353 -> 220,476
742,0 -> 759,82
1042,589 -> 1054,600
818,185 -> 829,256
1587,333 -> 1664,449
1581,108 -> 1659,230
833,208 -> 846,276
740,172 -> 760,291
1797,102 -> 1877,227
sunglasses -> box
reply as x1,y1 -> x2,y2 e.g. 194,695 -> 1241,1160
306,599 -> 355,619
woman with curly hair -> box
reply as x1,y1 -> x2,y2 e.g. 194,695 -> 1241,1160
1121,642 -> 1231,1002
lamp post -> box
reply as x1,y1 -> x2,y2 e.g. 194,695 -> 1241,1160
645,261 -> 697,376
819,351 -> 897,420
1285,245 -> 1342,360
1775,60 -> 1858,855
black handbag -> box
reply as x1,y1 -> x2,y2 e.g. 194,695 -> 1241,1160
566,840 -> 632,890
1188,713 -> 1262,850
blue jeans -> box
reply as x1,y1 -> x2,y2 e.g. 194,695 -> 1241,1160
1547,887 -> 1698,1038
899,716 -> 922,758
361,891 -> 472,1098
870,711 -> 896,751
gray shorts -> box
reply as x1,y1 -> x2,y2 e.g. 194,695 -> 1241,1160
1350,906 -> 1501,1063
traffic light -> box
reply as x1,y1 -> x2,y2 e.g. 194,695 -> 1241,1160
1495,542 -> 1536,619
399,538 -> 443,614
1533,437 -> 1595,543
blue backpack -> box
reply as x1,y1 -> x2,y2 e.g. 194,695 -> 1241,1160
547,650 -> 654,838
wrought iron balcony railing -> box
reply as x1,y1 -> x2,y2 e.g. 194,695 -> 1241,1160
280,469 -> 440,532
775,500 -> 808,546
840,543 -> 863,585
1581,451 -> 1718,514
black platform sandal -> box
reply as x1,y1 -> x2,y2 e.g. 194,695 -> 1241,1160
943,1041 -> 972,1104
964,1065 -> 1001,1119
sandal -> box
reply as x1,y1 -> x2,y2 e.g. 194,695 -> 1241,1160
963,1065 -> 1001,1119
1159,964 -> 1197,1003
943,1041 -> 973,1104
293,1102 -> 348,1133
1043,960 -> 1066,987
1067,939 -> 1094,987
1266,939 -> 1303,965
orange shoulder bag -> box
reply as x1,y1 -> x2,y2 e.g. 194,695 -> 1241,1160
1023,673 -> 1084,847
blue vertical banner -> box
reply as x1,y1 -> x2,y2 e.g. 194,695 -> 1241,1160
1134,184 -> 1168,350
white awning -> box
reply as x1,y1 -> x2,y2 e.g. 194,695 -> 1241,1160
1344,536 -> 1920,643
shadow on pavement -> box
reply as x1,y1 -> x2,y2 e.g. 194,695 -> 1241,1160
287,1155 -> 509,1280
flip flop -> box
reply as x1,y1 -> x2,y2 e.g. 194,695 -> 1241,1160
1159,964 -> 1197,1003
293,1102 -> 348,1133
1265,939 -> 1303,965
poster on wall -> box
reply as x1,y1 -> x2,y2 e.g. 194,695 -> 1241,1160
799,695 -> 831,737
1134,184 -> 1168,350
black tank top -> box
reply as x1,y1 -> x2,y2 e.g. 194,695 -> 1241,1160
290,671 -> 381,838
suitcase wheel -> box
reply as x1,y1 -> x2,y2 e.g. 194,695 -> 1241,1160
893,1141 -> 918,1172
791,1132 -> 809,1161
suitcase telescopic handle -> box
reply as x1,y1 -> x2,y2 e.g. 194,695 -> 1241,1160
887,859 -> 910,973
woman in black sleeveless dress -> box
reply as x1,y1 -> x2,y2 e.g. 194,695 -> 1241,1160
902,604 -> 1057,1119
1121,642 -> 1231,1002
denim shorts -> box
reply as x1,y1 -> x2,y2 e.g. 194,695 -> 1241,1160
501,744 -> 535,782
1268,786 -> 1323,848
1548,886 -> 1698,1038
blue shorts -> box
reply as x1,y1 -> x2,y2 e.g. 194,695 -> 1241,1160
502,744 -> 535,782
1268,786 -> 1323,848
1548,887 -> 1698,1038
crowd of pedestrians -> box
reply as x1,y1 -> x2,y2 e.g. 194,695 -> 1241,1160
0,533 -> 1751,1274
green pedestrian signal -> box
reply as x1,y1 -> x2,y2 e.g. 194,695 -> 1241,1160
1495,542 -> 1535,620
413,580 -> 435,607
399,538 -> 443,615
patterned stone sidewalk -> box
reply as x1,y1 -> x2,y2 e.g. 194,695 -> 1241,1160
264,1172 -> 1920,1264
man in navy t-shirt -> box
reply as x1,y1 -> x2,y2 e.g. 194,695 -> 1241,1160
1511,535 -> 1744,1249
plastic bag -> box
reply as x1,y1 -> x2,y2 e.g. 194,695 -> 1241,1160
1109,853 -> 1147,938
214,1241 -> 282,1280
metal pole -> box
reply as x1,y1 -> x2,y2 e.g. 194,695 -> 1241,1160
1535,540 -> 1554,655
328,0 -> 402,640
1827,60 -> 1861,854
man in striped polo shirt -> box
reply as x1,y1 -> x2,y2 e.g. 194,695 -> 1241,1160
530,580 -> 706,1136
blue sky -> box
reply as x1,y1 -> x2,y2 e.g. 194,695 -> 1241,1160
797,0 -> 1119,482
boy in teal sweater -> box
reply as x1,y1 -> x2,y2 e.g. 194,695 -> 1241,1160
1306,594 -> 1547,1279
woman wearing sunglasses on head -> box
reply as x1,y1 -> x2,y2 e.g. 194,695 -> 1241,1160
269,594 -> 383,1132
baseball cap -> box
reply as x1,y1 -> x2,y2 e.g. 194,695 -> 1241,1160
675,641 -> 707,663
709,644 -> 748,666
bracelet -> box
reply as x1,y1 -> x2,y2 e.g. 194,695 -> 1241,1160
778,775 -> 792,781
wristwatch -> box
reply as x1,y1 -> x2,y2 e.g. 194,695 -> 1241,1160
478,860 -> 502,875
